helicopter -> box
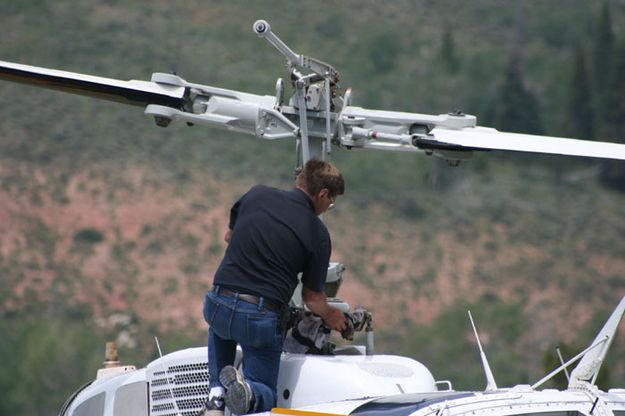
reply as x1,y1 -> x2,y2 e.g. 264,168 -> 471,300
2,18 -> 625,416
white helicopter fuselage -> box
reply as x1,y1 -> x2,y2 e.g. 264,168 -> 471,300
59,347 -> 625,416
61,294 -> 625,416
62,346 -> 439,416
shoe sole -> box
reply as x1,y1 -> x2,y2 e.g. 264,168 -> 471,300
219,366 -> 251,415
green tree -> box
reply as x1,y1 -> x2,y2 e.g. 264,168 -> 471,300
599,42 -> 625,190
0,319 -> 105,416
367,30 -> 402,74
492,56 -> 544,135
603,43 -> 625,140
592,0 -> 615,134
592,1 -> 615,96
395,297 -> 528,390
565,46 -> 594,140
440,28 -> 460,73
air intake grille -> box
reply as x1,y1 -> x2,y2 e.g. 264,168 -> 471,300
150,361 -> 209,416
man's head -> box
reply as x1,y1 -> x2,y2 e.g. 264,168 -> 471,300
296,159 -> 345,215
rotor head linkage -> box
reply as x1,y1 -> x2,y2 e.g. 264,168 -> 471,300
253,20 -> 300,66
253,20 -> 340,84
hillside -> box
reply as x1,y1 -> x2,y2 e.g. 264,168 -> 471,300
1,1 -> 625,415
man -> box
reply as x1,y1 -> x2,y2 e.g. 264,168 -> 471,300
200,159 -> 347,416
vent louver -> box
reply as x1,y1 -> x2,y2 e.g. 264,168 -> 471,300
150,361 -> 209,416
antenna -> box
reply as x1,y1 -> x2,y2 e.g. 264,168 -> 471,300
467,310 -> 498,391
556,346 -> 570,382
155,337 -> 183,416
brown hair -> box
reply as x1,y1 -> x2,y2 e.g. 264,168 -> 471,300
298,159 -> 345,198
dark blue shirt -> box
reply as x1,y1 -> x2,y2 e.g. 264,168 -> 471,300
213,185 -> 331,306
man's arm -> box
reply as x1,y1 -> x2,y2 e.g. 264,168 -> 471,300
302,287 -> 347,331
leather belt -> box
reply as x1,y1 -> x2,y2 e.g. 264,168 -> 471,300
216,287 -> 281,313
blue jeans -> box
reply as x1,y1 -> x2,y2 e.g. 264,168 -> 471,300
204,288 -> 284,413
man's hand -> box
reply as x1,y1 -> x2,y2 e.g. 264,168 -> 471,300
323,307 -> 348,332
302,287 -> 347,332
224,229 -> 232,243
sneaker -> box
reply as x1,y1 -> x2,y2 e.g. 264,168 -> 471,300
197,395 -> 225,416
219,365 -> 252,415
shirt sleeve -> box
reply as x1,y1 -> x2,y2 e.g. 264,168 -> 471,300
229,186 -> 256,229
301,230 -> 331,293
228,199 -> 241,230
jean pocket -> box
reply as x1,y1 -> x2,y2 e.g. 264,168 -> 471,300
204,295 -> 221,325
246,314 -> 280,348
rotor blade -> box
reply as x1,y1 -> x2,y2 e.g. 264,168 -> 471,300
0,60 -> 185,108
431,126 -> 625,161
